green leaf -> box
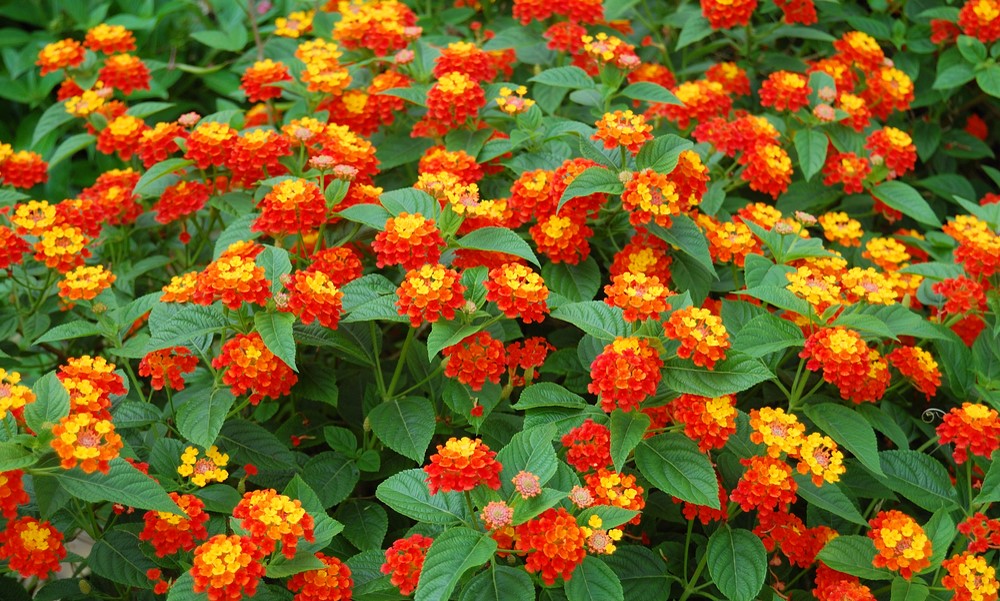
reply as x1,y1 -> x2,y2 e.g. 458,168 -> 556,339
339,499 -> 388,551
257,245 -> 292,295
551,301 -> 628,341
792,475 -> 867,526
578,505 -> 639,529
266,553 -> 327,579
804,403 -> 885,477
529,66 -> 595,89
934,64 -> 975,90
636,433 -> 719,508
610,409 -> 650,472
973,452 -> 1000,505
219,419 -> 297,472
817,535 -> 893,580
676,14 -> 713,49
565,555 -> 624,601
635,135 -> 694,173
146,304 -> 228,352
415,527 -> 497,601
380,188 -> 440,219
891,578 -> 929,601
512,383 -> 587,410
872,181 -> 941,227
427,321 -> 481,359
977,65 -> 1000,97
557,167 -> 624,212
648,215 -> 715,277
176,387 -> 235,448
376,469 -> 466,524
957,35 -> 988,63
0,442 -> 35,471
498,425 -> 559,496
25,372 -> 70,434
456,227 -> 540,266
133,158 -> 194,197
662,353 -> 774,398
731,313 -> 804,358
794,129 -> 828,182
368,397 -> 435,463
706,527 -> 767,601
301,451 -> 359,508
254,311 -> 297,371
336,203 -> 390,230
603,547 -> 670,600
47,133 -> 95,169
89,529 -> 158,588
621,82 -> 681,106
126,102 -> 175,118
54,458 -> 181,514
543,258 -> 601,303
879,450 -> 961,511
460,565 -> 535,601
31,101 -> 74,148
190,27 -> 247,52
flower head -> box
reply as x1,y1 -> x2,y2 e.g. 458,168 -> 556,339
139,493 -> 210,557
943,552 -> 999,601
442,332 -> 506,391
796,433 -> 846,486
381,534 -> 433,596
212,332 -> 297,405
740,142 -> 793,199
669,393 -> 737,452
868,510 -> 932,579
396,263 -> 466,327
622,169 -> 682,228
37,39 -> 85,75
424,437 -> 502,494
593,110 -> 653,154
98,54 -> 150,95
585,469 -> 645,523
0,517 -> 66,579
959,0 -> 1000,42
241,59 -> 291,102
834,31 -> 886,71
561,419 -> 612,473
0,470 -> 29,521
886,346 -> 941,399
663,307 -> 730,369
287,553 -> 353,601
373,213 -> 444,270
759,71 -> 811,112
185,121 -> 236,169
191,534 -> 267,601
177,446 -> 230,487
57,264 -> 115,302
515,508 -> 587,585
701,0 -> 758,28
496,86 -> 535,115
233,489 -> 315,558
823,152 -> 871,194
254,178 -> 327,237
730,456 -> 798,512
191,246 -> 271,310
0,370 -> 35,420
937,403 -> 1000,464
481,501 -> 514,530
588,337 -> 663,412
485,263 -> 549,323
50,412 -> 123,474
866,128 -> 917,178
139,347 -> 198,391
750,407 -> 805,457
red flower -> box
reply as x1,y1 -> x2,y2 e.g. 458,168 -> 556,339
185,121 -> 237,169
1,151 -> 48,189
668,393 -> 737,452
0,470 -> 30,520
307,246 -> 364,286
0,517 -> 66,579
139,347 -> 198,391
381,534 -> 432,596
730,456 -> 798,512
866,127 -> 917,178
484,263 -> 549,323
396,264 -> 466,327
868,510 -> 932,579
561,419 -> 613,472
701,0 -> 757,28
530,213 -> 592,265
98,54 -> 151,95
514,508 -> 587,585
139,493 -> 210,557
442,332 -> 506,391
886,346 -> 941,399
373,213 -> 444,269
241,59 -> 292,102
191,535 -> 267,601
588,337 -> 663,412
227,129 -> 291,187
233,489 -> 315,559
759,71 -> 811,112
212,332 -> 297,404
959,0 -> 1000,42
254,178 -> 327,237
936,403 -> 1000,464
287,553 -> 353,601
283,270 -> 344,329
663,307 -> 730,369
153,180 -> 211,224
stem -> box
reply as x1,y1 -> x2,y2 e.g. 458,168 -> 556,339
464,491 -> 479,528
396,364 -> 444,397
679,548 -> 709,601
386,327 -> 415,399
682,518 -> 694,578
370,322 -> 387,397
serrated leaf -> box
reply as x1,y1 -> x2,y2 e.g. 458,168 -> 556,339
610,409 -> 650,472
498,425 -> 559,496
427,320 -> 481,359
336,203 -> 390,230
368,397 -> 435,463
804,403 -> 885,477
794,129 -> 828,182
219,419 -> 297,472
648,216 -> 715,277
973,452 -> 1000,505
456,227 -> 540,266
707,527 -> 767,601
662,354 -> 774,398
977,65 -> 1000,98
565,555 -> 624,601
134,158 -> 193,197
415,528 -> 497,601
543,258 -> 601,303
529,66 -> 594,89
731,313 -> 804,358
376,469 -> 466,524
636,433 -> 718,508
25,372 -> 70,434
891,578 -> 929,601
340,500 -> 388,551
792,475 -> 867,526
302,451 -> 359,508
512,383 -> 587,410
176,387 -> 235,448
557,166 -> 623,212
380,187 -> 440,219
621,82 -> 681,105
879,450 -> 961,511
254,311 -> 297,371
54,458 -> 181,514
0,442 -> 35,471
47,133 -> 95,169
551,302 -> 628,341
266,553 -> 327,579
817,535 -> 893,580
257,246 -> 290,295
146,305 -> 228,352
872,181 -> 941,227
89,529 -> 157,588
460,565 -> 535,601
31,101 -> 74,148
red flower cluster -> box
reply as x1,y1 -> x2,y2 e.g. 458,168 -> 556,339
588,337 -> 663,412
212,332 -> 298,404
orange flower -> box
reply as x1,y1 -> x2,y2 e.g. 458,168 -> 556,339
588,337 -> 663,412
254,178 -> 327,237
604,271 -> 672,322
863,237 -> 910,272
241,59 -> 291,102
702,217 -> 759,266
868,510 -> 931,579
332,0 -> 417,56
139,493 -> 210,557
933,276 -> 986,316
866,127 -> 917,178
233,489 -> 315,559
287,553 -> 353,601
506,337 -> 553,386
593,110 -> 653,154
227,129 -> 291,187
819,211 -> 864,246
774,0 -> 817,23
505,170 -> 553,227
813,564 -> 875,601
496,85 -> 535,115
740,142 -> 792,199
959,513 -> 1000,553
750,407 -> 805,457
485,263 -> 549,323
191,251 -> 271,310
943,553 -> 999,601
136,121 -> 187,168
706,62 -> 751,95
959,0 -> 1000,42
283,270 -> 344,329
177,446 -> 230,487
730,455 -> 798,512
513,470 -> 542,498
0,369 -> 34,421
834,31 -> 885,71
530,213 -> 592,265
153,180 -> 211,224
663,307 -> 730,369
36,39 -> 85,75
381,534 -> 432,596
139,347 -> 199,391
185,121 -> 237,169
622,169 -> 682,228
481,501 -> 514,530
822,152 -> 871,194
755,510 -> 832,568
212,332 -> 297,405
418,146 -> 483,184
98,54 -> 151,95
759,71 -> 811,112
50,412 -> 123,474
937,403 -> 1000,464
396,263 -> 466,327
191,534 -> 267,601
655,80 -> 732,129
414,71 -> 485,137
796,433 -> 846,486
801,327 -> 884,404
561,419 -> 612,472
275,10 -> 314,38
57,264 -> 115,302
1,150 -> 48,189
373,213 -> 444,270
161,272 -> 198,303
543,20 -> 588,51
433,41 -> 497,81
0,517 -> 66,579
630,62 -> 677,90
0,470 -> 29,520
701,0 -> 757,29
611,233 -> 673,282
668,393 -> 737,452
514,508 -> 587,585
57,355 -> 126,418
0,226 -> 29,270
841,267 -> 897,305
442,332 -> 506,391
884,346 -> 940,400
585,469 -> 645,523
862,67 -> 914,120
424,436 -> 502,494
85,24 -> 136,53
837,93 -> 871,132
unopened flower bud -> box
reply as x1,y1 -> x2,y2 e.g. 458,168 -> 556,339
178,112 -> 201,127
